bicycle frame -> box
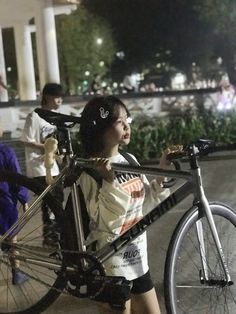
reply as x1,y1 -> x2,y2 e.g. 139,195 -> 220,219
0,154 -> 232,285
89,162 -> 232,285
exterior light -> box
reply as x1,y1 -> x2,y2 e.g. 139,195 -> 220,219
96,38 -> 103,45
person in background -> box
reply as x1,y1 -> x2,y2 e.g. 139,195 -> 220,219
123,73 -> 135,93
0,127 -> 29,285
79,95 -> 182,314
0,74 -> 8,101
90,73 -> 103,94
21,83 -> 63,246
0,74 -> 8,91
217,75 -> 236,111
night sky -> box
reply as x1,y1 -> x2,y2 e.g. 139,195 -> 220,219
83,0 -> 212,77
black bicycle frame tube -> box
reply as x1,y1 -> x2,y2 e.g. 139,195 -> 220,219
76,159 -> 191,181
94,181 -> 193,263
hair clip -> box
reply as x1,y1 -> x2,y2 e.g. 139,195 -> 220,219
99,107 -> 109,119
127,117 -> 132,124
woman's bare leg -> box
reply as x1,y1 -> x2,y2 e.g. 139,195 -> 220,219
131,288 -> 161,314
97,300 -> 131,314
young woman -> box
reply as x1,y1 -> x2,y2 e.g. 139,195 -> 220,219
79,95 -> 181,314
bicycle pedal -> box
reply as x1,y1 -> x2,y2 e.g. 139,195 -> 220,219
88,275 -> 132,310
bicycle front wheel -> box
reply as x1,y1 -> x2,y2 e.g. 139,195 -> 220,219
164,202 -> 236,314
0,171 -> 67,314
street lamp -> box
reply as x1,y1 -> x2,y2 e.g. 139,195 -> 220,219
96,38 -> 103,46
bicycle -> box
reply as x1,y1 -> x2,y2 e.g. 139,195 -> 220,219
0,108 -> 235,314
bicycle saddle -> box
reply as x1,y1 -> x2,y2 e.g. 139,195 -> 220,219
35,108 -> 81,127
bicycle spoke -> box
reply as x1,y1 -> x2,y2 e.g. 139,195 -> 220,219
165,203 -> 236,314
0,174 -> 67,313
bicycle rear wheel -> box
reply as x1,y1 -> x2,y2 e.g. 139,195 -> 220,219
0,171 -> 67,314
164,202 -> 236,314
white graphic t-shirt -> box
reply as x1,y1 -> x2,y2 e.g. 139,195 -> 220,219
21,110 -> 59,177
79,153 -> 169,280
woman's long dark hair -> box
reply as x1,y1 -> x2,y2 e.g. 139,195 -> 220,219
80,96 -> 130,156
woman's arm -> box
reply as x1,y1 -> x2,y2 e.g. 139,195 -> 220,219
79,172 -> 131,236
7,147 -> 29,204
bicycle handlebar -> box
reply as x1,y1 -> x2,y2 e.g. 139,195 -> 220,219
70,140 -> 236,188
35,108 -> 81,127
167,140 -> 236,163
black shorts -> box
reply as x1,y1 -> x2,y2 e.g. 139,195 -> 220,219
131,270 -> 154,294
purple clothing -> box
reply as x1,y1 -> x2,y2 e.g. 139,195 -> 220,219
0,144 -> 28,234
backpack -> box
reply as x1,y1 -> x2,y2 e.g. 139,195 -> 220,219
64,151 -> 139,252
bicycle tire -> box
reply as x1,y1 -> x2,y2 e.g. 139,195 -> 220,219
164,202 -> 236,314
0,171 -> 67,314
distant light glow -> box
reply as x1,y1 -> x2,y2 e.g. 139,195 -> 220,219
217,57 -> 223,65
171,72 -> 186,89
96,38 -> 103,45
116,51 -> 125,59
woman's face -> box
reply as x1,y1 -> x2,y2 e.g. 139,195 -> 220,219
103,106 -> 131,148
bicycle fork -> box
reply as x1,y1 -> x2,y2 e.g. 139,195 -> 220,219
193,168 -> 233,287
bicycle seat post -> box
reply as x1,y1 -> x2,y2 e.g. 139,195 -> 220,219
57,127 -> 74,162
189,144 -> 199,170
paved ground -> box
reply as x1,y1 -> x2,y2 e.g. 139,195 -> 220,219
38,155 -> 236,313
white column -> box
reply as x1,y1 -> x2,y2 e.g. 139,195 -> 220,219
35,1 -> 60,90
0,26 -> 8,102
14,23 -> 36,100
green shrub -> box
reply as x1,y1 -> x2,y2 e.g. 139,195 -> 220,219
122,109 -> 236,160
73,108 -> 236,161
